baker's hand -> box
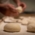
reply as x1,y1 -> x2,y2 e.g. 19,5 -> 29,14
6,4 -> 19,17
0,4 -> 19,17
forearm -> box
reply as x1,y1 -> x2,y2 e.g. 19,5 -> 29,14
7,4 -> 15,10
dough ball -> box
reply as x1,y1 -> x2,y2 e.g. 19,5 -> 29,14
16,6 -> 23,13
27,21 -> 35,32
4,23 -> 21,32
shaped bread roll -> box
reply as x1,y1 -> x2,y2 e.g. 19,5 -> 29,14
4,23 -> 21,32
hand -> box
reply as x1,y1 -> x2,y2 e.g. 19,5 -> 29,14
5,4 -> 19,17
17,2 -> 26,12
0,4 -> 19,17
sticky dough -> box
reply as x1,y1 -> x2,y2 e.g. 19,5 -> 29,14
16,6 -> 23,13
4,23 -> 21,32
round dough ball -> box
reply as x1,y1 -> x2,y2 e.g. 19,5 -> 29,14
4,23 -> 21,32
16,6 -> 23,13
27,21 -> 35,32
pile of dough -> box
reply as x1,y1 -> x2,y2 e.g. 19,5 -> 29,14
27,20 -> 35,32
4,23 -> 21,32
16,6 -> 23,13
2,16 -> 17,23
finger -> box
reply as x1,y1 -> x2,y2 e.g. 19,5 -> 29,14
7,4 -> 15,9
17,3 -> 20,6
20,2 -> 26,10
11,12 -> 19,17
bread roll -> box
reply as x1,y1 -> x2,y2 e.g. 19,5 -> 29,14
4,23 -> 21,32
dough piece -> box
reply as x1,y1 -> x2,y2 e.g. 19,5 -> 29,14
16,6 -> 23,13
27,21 -> 35,32
4,23 -> 21,32
19,16 -> 24,20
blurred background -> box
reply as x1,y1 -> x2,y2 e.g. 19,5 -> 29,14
0,0 -> 35,18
